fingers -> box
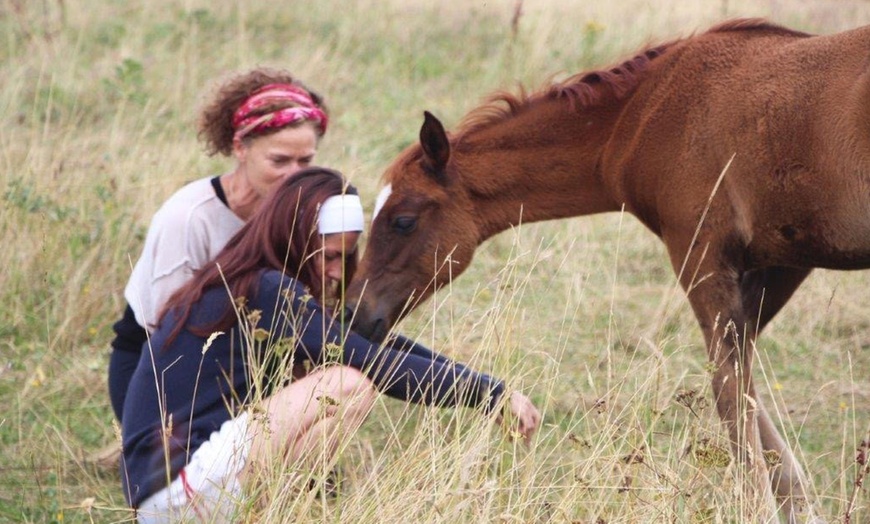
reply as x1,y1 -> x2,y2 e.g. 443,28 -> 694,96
502,391 -> 541,444
517,399 -> 541,443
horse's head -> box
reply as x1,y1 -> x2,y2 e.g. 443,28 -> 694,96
347,111 -> 480,341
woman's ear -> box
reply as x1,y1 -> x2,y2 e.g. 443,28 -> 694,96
232,138 -> 247,162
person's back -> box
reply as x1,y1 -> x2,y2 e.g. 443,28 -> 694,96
124,177 -> 243,331
122,270 -> 288,508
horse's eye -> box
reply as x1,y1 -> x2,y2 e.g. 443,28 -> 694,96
391,216 -> 417,235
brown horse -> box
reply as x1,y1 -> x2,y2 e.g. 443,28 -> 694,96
347,19 -> 870,522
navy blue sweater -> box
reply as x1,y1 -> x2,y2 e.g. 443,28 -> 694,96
121,269 -> 505,507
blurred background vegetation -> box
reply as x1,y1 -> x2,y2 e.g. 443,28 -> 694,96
1,0 -> 869,521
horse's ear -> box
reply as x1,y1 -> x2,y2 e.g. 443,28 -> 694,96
419,111 -> 450,183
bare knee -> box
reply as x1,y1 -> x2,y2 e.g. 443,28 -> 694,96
245,366 -> 376,470
317,366 -> 377,414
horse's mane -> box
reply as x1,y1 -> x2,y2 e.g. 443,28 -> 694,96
454,18 -> 811,139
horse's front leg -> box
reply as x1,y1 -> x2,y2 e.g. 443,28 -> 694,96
701,295 -> 778,521
668,249 -> 780,520
742,267 -> 823,523
756,404 -> 824,524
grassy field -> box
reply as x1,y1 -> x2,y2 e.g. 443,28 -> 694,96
2,0 -> 870,522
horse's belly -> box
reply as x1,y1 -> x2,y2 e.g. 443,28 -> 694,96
747,189 -> 870,270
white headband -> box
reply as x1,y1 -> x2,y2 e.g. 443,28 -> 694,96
317,194 -> 365,234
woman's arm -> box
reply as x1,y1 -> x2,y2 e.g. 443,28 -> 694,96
263,274 -> 506,413
336,307 -> 448,364
385,334 -> 451,364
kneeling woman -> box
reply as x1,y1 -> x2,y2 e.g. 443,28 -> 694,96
121,167 -> 540,522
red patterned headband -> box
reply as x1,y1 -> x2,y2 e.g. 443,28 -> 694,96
232,83 -> 328,141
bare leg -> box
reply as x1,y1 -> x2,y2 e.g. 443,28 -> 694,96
242,366 -> 377,483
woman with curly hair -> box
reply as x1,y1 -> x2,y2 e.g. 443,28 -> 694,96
109,68 -> 329,422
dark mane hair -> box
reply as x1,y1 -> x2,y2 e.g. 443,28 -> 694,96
453,18 -> 807,141
159,167 -> 358,347
454,45 -> 676,140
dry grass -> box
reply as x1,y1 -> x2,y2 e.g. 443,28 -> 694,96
2,0 -> 869,522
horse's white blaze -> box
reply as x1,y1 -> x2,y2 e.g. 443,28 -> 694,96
373,183 -> 392,221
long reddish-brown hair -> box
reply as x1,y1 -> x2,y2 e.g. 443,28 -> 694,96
159,167 -> 359,347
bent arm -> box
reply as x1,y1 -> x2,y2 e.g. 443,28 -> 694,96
267,275 -> 505,412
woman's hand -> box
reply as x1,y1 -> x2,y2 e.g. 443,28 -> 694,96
496,390 -> 541,444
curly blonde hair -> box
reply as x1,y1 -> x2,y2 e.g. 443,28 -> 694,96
197,68 -> 327,157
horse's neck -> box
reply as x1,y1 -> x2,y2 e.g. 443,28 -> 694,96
460,101 -> 622,242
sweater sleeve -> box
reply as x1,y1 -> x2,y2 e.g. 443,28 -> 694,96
262,274 -> 505,413
385,334 -> 451,363
339,311 -> 452,366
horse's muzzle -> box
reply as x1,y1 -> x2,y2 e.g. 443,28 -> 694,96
346,300 -> 390,343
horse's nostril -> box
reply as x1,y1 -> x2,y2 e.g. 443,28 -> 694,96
347,312 -> 374,339
370,318 -> 387,343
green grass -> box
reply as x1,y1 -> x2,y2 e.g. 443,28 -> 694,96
2,0 -> 870,522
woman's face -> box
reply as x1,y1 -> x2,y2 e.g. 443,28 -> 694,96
234,122 -> 319,198
316,232 -> 361,286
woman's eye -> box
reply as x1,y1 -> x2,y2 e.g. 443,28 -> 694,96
391,216 -> 417,235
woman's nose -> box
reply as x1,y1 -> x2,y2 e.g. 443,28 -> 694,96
325,261 -> 343,282
285,162 -> 303,178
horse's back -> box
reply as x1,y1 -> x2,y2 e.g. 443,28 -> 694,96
606,21 -> 870,270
